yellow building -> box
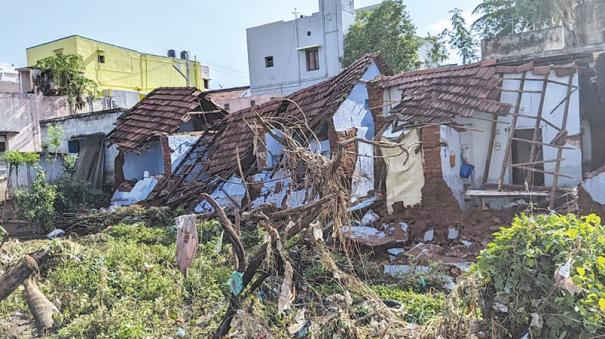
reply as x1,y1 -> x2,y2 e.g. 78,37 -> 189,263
26,35 -> 209,96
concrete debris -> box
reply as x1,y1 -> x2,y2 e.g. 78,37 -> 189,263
453,262 -> 472,272
461,240 -> 473,248
447,227 -> 459,240
361,209 -> 380,225
438,274 -> 456,291
384,222 -> 409,242
387,248 -> 405,261
383,264 -> 429,278
348,196 -> 379,212
406,243 -> 442,262
423,229 -> 434,242
340,226 -> 387,247
340,222 -> 408,247
111,176 -> 158,206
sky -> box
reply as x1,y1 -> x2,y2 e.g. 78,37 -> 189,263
0,0 -> 480,89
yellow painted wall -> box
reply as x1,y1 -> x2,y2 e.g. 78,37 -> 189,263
26,35 -> 204,94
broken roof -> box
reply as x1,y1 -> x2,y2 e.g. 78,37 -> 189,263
373,60 -> 511,126
205,86 -> 250,102
107,87 -> 224,151
205,52 -> 390,176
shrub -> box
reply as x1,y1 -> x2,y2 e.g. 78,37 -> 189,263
15,170 -> 57,232
54,175 -> 108,214
475,214 -> 605,337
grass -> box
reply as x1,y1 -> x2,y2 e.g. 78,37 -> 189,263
0,220 -> 449,338
0,221 -> 231,338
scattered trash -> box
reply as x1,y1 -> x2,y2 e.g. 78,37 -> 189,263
47,229 -> 65,240
287,308 -> 310,337
229,271 -> 244,296
176,327 -> 186,337
492,301 -> 508,313
461,240 -> 472,248
175,214 -> 199,276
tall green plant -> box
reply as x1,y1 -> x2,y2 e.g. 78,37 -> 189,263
421,33 -> 449,68
472,0 -> 577,38
342,0 -> 420,73
445,9 -> 479,65
34,54 -> 97,111
15,170 -> 57,233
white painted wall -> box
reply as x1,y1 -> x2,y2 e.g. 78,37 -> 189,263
332,61 -> 380,199
247,0 -> 355,96
487,70 -> 581,187
439,126 -> 466,208
40,110 -> 124,183
583,172 -> 605,204
123,140 -> 164,181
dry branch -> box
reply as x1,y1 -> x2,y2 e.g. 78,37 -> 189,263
202,193 -> 246,272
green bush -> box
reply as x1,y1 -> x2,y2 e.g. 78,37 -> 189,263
54,175 -> 108,214
475,214 -> 605,337
15,171 -> 57,232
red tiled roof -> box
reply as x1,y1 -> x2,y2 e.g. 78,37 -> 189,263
205,52 -> 390,176
374,60 -> 511,125
107,87 -> 222,151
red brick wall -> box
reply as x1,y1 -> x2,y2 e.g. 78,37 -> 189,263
367,82 -> 387,195
418,125 -> 464,228
159,135 -> 172,177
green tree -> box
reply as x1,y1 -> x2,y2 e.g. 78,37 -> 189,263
34,54 -> 97,111
421,33 -> 449,68
445,8 -> 479,65
342,0 -> 420,73
472,0 -> 577,38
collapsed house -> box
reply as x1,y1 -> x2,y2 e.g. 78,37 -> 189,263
368,45 -> 605,232
107,87 -> 226,206
145,53 -> 391,211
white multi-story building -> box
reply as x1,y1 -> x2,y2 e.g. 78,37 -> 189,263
247,0 -> 356,96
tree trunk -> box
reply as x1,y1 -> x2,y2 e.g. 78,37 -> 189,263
0,251 -> 46,301
24,278 -> 60,331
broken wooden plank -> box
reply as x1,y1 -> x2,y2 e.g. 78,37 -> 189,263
466,189 -> 551,197
498,71 -> 527,190
509,137 -> 575,150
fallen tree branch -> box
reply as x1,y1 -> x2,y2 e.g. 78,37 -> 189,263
212,208 -> 322,338
202,193 -> 246,272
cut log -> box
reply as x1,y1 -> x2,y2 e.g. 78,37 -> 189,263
0,254 -> 40,302
23,278 -> 60,331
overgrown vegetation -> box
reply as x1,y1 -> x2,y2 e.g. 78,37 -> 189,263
475,214 -> 605,337
34,54 -> 97,111
15,171 -> 57,233
445,8 -> 479,65
0,221 -> 231,338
